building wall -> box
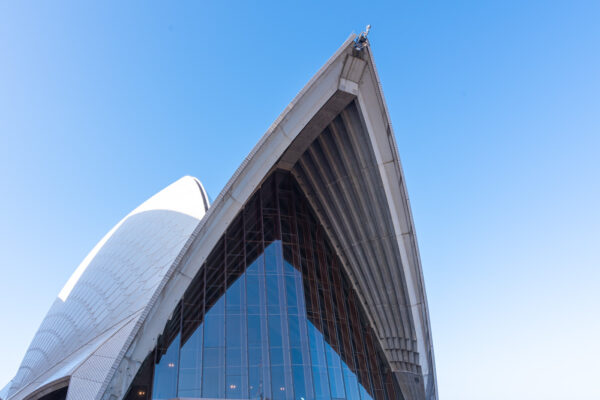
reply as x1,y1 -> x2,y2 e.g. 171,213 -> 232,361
125,171 -> 404,400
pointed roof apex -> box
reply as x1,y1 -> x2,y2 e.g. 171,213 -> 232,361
354,24 -> 371,50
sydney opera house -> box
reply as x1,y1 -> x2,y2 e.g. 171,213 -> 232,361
0,35 -> 436,400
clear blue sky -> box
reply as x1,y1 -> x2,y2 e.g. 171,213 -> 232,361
1,2 -> 599,399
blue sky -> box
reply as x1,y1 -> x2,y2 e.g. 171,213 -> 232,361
1,1 -> 599,399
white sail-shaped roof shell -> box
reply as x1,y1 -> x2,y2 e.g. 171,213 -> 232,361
4,176 -> 209,400
4,35 -> 437,400
103,36 -> 436,400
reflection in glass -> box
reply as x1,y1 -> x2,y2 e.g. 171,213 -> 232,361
178,323 -> 203,397
144,171 -> 404,400
152,334 -> 179,400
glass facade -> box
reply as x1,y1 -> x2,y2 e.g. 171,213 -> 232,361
125,171 -> 403,400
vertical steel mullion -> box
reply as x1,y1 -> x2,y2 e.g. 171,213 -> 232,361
315,226 -> 343,399
274,173 -> 295,400
289,176 -> 316,400
259,185 -> 264,255
201,262 -> 206,397
331,255 -> 361,399
176,301 -> 183,396
304,199 -> 333,399
258,185 -> 272,400
241,206 -> 250,399
223,230 -> 228,399
274,173 -> 282,241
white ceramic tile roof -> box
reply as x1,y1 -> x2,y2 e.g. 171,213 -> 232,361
100,35 -> 436,400
4,34 -> 437,400
4,176 -> 208,400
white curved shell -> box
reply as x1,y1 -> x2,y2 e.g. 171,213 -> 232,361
4,35 -> 437,400
5,176 -> 208,400
102,36 -> 436,400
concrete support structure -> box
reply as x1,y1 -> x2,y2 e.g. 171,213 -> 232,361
2,35 -> 437,400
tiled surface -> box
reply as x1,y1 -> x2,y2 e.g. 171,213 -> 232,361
6,177 -> 207,400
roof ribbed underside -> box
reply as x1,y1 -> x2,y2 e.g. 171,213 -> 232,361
292,101 -> 421,374
80,37 -> 435,400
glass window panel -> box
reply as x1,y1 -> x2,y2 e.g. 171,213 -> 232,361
204,314 -> 225,348
203,347 -> 224,368
325,344 -> 346,399
292,365 -> 308,400
290,346 -> 304,366
226,277 -> 243,313
246,274 -> 261,316
268,314 -> 283,348
246,257 -> 260,275
178,324 -> 202,397
178,369 -> 199,398
267,274 -> 281,314
248,346 -> 262,367
226,315 -> 242,348
342,362 -> 361,400
288,316 -> 301,354
148,172 -> 407,400
307,322 -> 330,400
203,293 -> 225,399
265,241 -> 279,274
312,366 -> 331,400
203,366 -> 225,399
270,345 -> 285,366
271,367 -> 288,400
227,375 -> 243,399
227,347 -> 242,369
285,273 -> 299,315
248,315 -> 263,346
248,367 -> 264,398
284,257 -> 297,275
152,334 -> 180,400
360,385 -> 374,400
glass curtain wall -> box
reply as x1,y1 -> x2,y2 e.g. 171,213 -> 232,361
125,171 -> 403,400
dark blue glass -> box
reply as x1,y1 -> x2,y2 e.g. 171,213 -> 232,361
203,297 -> 225,399
267,274 -> 281,315
360,385 -> 374,400
307,322 -> 331,400
246,272 -> 261,316
271,367 -> 287,400
152,334 -> 180,400
342,362 -> 360,400
325,343 -> 346,399
285,274 -> 299,316
226,277 -> 243,313
226,274 -> 248,399
227,374 -> 243,398
285,259 -> 314,400
246,255 -> 272,400
148,173 -> 405,400
178,325 -> 202,397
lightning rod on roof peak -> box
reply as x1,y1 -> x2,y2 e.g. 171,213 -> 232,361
354,24 -> 371,51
